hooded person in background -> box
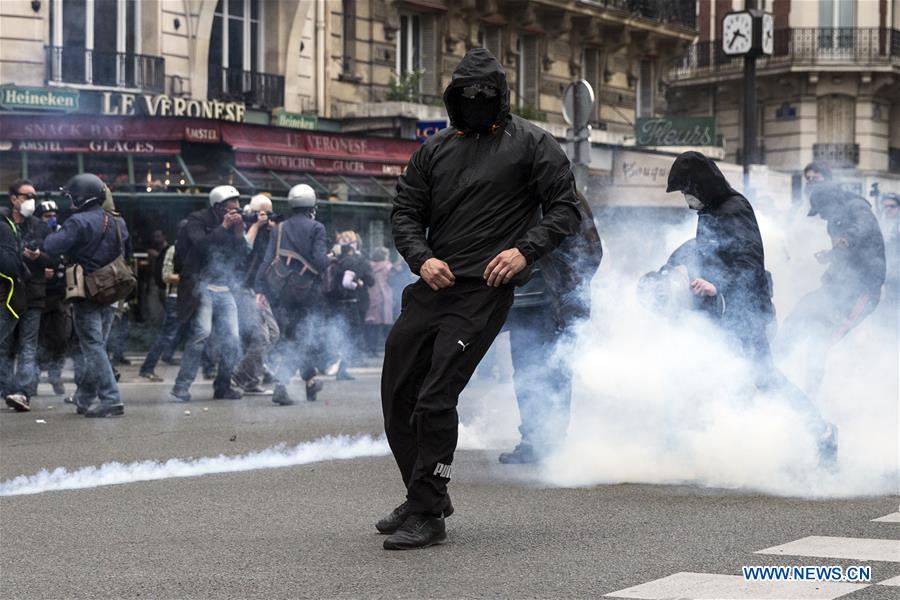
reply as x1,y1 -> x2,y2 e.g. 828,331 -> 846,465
779,183 -> 886,397
378,47 -> 581,549
666,151 -> 837,464
330,230 -> 373,380
498,190 -> 602,464
170,185 -> 247,403
44,174 -> 131,418
3,179 -> 55,412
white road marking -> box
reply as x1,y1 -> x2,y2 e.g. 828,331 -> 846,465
878,575 -> 900,586
605,572 -> 866,599
756,536 -> 900,563
872,512 -> 900,523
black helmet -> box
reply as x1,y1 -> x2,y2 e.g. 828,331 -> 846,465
62,173 -> 107,211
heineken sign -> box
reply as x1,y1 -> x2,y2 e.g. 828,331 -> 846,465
272,110 -> 318,130
635,117 -> 716,147
0,85 -> 79,112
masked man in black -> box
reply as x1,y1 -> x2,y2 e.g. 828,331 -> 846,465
666,152 -> 837,465
378,48 -> 581,549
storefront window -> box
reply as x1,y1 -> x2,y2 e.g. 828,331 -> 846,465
21,153 -> 79,194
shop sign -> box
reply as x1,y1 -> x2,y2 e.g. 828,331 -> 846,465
272,110 -> 318,130
102,92 -> 246,122
613,150 -> 672,186
416,120 -> 447,142
184,124 -> 220,143
0,85 -> 79,113
14,139 -> 180,155
235,152 -> 404,177
634,117 -> 716,147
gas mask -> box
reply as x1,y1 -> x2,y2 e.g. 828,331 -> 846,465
457,89 -> 500,133
19,198 -> 35,218
683,193 -> 704,210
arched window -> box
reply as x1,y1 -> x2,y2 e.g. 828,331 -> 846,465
48,0 -> 159,90
208,0 -> 264,100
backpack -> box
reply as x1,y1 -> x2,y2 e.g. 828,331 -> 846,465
263,223 -> 320,306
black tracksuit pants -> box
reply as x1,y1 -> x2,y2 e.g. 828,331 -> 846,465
381,278 -> 514,515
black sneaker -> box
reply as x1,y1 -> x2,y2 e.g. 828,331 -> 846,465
262,368 -> 275,385
305,379 -> 323,402
213,386 -> 243,400
498,442 -> 540,464
5,394 -> 31,413
375,499 -> 454,534
84,403 -> 125,418
383,514 -> 447,550
170,387 -> 192,403
114,356 -> 132,366
272,385 -> 294,406
52,381 -> 66,396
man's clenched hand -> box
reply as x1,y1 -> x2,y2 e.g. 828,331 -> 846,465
421,258 -> 455,290
484,248 -> 527,287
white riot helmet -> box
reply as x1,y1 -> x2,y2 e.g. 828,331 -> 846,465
287,184 -> 317,209
209,185 -> 240,208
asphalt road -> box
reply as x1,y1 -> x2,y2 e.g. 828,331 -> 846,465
1,363 -> 898,599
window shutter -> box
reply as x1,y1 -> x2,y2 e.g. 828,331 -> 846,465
638,59 -> 653,117
523,35 -> 539,108
420,14 -> 438,97
485,26 -> 502,61
583,47 -> 600,121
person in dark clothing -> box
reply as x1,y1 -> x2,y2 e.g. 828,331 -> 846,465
232,194 -> 279,393
256,184 -> 327,405
35,200 -> 69,396
377,48 -> 581,549
0,203 -> 28,409
3,179 -> 56,411
170,185 -> 247,403
44,173 -> 130,418
330,230 -> 373,380
666,152 -> 837,464
779,183 -> 886,397
499,191 -> 603,464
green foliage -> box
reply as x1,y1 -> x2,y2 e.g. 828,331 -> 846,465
386,70 -> 424,102
511,102 -> 547,122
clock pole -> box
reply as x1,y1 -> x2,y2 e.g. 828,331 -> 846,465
742,0 -> 757,190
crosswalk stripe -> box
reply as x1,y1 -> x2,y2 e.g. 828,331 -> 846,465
872,512 -> 900,523
756,536 -> 900,563
604,572 -> 866,599
878,575 -> 900,586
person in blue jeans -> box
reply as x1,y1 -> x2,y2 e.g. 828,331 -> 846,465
44,174 -> 130,418
140,241 -> 185,381
170,185 -> 247,402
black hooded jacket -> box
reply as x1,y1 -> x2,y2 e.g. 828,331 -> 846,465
392,48 -> 581,281
667,152 -> 773,327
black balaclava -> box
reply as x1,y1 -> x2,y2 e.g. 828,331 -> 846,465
456,92 -> 500,134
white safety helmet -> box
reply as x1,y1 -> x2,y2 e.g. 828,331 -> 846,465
287,184 -> 317,209
209,185 -> 241,208
247,193 -> 273,213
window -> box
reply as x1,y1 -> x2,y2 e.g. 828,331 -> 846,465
397,13 -> 421,76
342,0 -> 356,75
516,35 -> 539,109
637,59 -> 654,118
582,46 -> 602,122
478,26 -> 502,61
817,95 -> 855,144
818,0 -> 855,49
210,0 -> 263,72
49,0 -> 143,87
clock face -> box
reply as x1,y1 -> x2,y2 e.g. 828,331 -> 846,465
723,12 -> 753,56
762,13 -> 774,55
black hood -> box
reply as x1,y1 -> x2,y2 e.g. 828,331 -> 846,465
666,151 -> 740,208
442,48 -> 510,132
808,182 -> 872,218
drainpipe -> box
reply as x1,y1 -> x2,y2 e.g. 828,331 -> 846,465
315,0 -> 327,117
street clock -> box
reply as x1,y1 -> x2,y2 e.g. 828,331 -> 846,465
723,12 -> 752,55
722,10 -> 774,57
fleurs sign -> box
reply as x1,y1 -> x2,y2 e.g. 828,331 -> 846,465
635,117 -> 716,147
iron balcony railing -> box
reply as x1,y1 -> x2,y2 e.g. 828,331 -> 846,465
671,28 -> 900,80
813,143 -> 860,169
586,0 -> 697,29
208,66 -> 285,110
45,46 -> 165,91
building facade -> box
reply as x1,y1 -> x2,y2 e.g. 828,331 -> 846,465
667,0 -> 900,198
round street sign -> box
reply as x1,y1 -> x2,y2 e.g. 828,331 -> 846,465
562,79 -> 595,129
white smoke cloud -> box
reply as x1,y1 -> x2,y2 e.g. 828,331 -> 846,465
0,434 -> 389,497
460,192 -> 898,498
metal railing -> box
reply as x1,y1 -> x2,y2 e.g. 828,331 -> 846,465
45,46 -> 165,91
587,0 -> 697,29
813,143 -> 860,169
207,65 -> 285,109
671,28 -> 900,80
